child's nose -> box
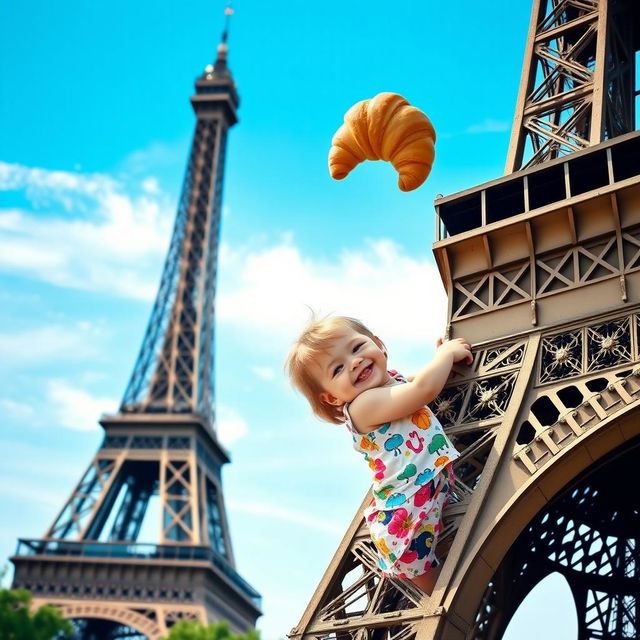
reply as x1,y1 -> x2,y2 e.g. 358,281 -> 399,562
351,356 -> 363,369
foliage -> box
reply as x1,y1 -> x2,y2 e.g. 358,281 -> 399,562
163,620 -> 260,640
0,587 -> 72,639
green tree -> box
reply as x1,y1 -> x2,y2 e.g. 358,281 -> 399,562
163,620 -> 260,640
0,587 -> 72,639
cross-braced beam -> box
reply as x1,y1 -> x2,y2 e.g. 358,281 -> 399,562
506,0 -> 637,173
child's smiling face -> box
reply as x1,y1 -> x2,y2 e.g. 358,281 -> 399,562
313,327 -> 390,408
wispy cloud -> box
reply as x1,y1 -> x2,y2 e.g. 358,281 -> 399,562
217,404 -> 249,446
251,366 -> 275,381
0,323 -> 103,366
119,139 -> 188,178
46,379 -> 117,431
0,440 -> 87,480
228,499 -> 343,535
0,161 -> 173,300
0,399 -> 35,420
0,476 -> 68,508
218,237 -> 448,353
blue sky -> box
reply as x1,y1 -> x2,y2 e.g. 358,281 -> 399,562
0,1 -> 579,639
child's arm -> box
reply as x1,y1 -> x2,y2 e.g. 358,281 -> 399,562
349,338 -> 472,433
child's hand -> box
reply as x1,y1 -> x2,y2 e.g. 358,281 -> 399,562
349,335 -> 474,432
436,337 -> 473,365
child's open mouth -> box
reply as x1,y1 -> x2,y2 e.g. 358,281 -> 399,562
357,363 -> 373,383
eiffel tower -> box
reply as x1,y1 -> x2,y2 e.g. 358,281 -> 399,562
10,15 -> 261,640
291,1 -> 639,639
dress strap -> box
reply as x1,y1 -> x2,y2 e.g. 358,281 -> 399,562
342,402 -> 356,433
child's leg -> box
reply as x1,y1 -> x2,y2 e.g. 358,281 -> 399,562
410,564 -> 442,595
406,467 -> 455,595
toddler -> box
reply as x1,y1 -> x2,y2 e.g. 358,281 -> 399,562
286,315 -> 472,594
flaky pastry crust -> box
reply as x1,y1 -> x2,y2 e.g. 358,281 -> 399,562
328,92 -> 436,192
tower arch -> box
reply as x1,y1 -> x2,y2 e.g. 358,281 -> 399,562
58,603 -> 160,639
468,431 -> 640,639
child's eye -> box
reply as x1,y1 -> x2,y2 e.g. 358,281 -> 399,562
353,342 -> 365,353
332,364 -> 343,377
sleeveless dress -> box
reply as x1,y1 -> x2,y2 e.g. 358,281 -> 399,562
343,371 -> 459,579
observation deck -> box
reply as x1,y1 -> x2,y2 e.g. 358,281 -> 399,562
433,131 -> 640,344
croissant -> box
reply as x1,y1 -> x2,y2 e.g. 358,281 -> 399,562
328,92 -> 436,192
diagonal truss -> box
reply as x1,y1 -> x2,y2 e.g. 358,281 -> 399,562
505,0 -> 638,173
290,342 -> 528,640
120,50 -> 238,426
470,439 -> 640,639
11,40 -> 261,637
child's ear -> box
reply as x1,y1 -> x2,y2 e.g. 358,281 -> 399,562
319,392 -> 342,407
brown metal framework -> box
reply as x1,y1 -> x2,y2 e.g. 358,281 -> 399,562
506,0 -> 638,173
291,132 -> 640,640
471,438 -> 640,638
10,40 -> 261,640
291,1 -> 639,638
120,55 -> 235,423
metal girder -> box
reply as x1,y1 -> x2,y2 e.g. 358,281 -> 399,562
11,43 -> 260,635
120,117 -> 226,423
294,136 -> 640,640
506,0 -> 638,173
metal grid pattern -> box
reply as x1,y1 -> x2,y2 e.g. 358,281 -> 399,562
120,119 -> 228,425
290,341 -> 530,640
11,44 -> 260,636
471,441 -> 640,639
451,229 -> 628,322
506,0 -> 637,172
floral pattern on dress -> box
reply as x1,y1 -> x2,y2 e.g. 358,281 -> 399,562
344,371 -> 459,579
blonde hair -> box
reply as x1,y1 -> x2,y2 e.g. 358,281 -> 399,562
286,315 -> 377,424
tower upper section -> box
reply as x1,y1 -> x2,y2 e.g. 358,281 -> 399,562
506,0 -> 638,173
120,38 -> 239,431
192,40 -> 240,123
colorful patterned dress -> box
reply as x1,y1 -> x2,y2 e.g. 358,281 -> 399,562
343,371 -> 459,578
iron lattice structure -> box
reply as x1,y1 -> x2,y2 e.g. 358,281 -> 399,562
472,440 -> 640,639
506,0 -> 639,172
10,38 -> 261,640
120,54 -> 232,423
292,1 -> 639,639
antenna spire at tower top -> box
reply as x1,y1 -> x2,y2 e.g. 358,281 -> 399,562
217,2 -> 234,62
222,2 -> 233,44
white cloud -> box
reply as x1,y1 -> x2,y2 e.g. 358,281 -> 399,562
0,161 -> 173,300
251,366 -> 275,381
46,379 -> 117,431
216,404 -> 248,446
218,237 -> 448,355
0,440 -> 86,480
141,177 -> 160,194
0,323 -> 102,366
120,139 -> 187,177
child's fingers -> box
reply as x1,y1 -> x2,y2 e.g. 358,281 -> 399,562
457,340 -> 473,364
436,336 -> 444,347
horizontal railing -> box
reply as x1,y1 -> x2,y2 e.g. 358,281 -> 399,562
435,131 -> 640,240
15,538 -> 261,609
